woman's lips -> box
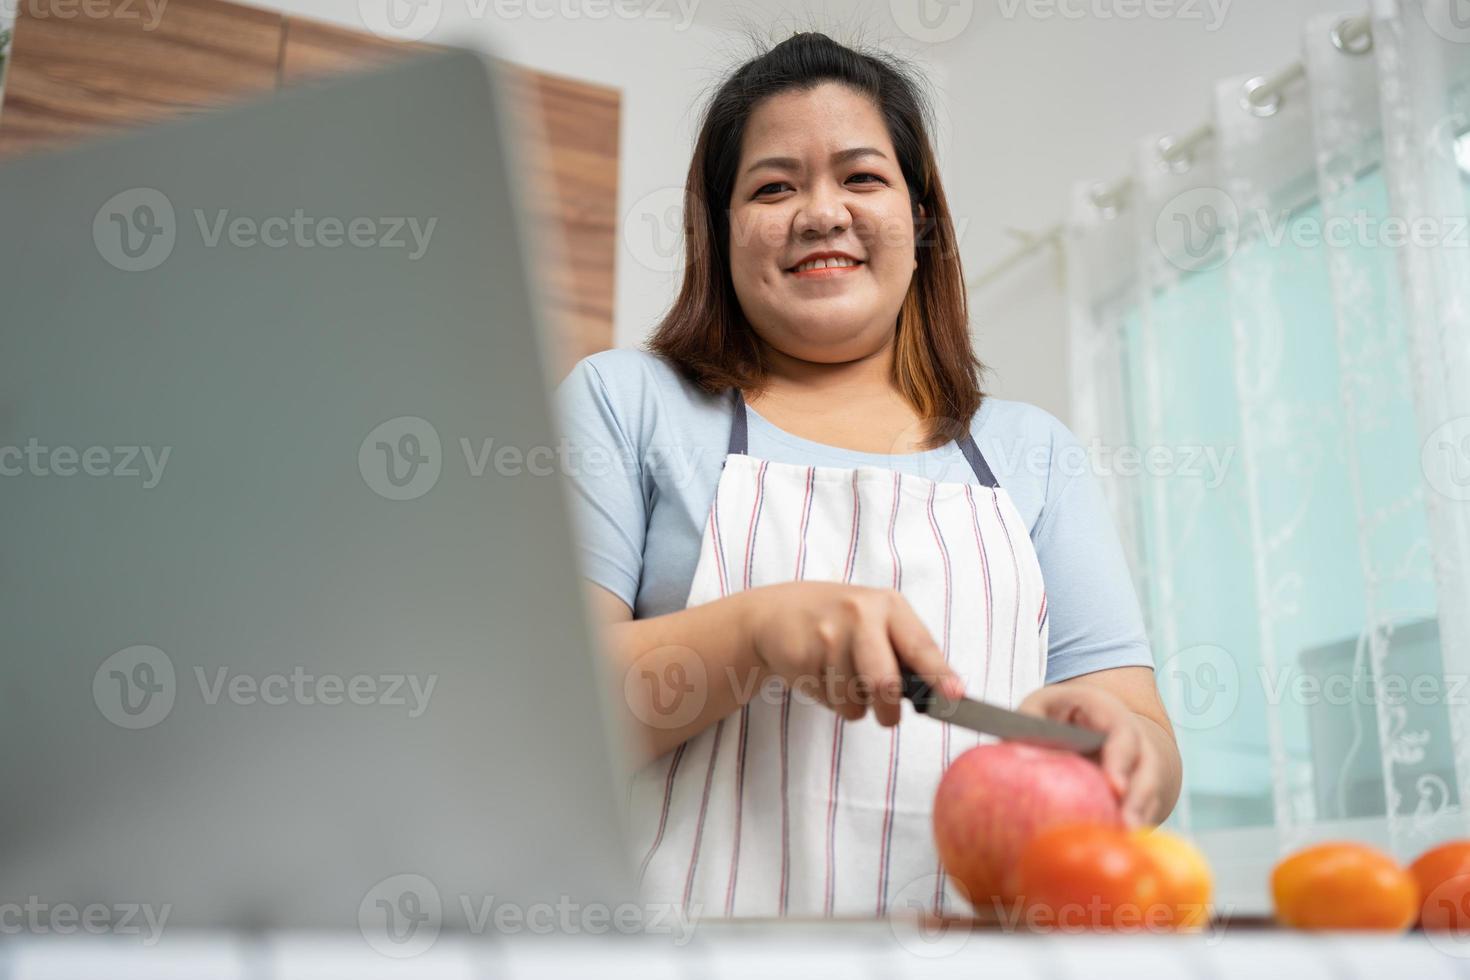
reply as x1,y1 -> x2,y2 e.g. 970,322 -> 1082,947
787,261 -> 864,280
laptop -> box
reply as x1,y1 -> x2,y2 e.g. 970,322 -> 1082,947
0,47 -> 638,942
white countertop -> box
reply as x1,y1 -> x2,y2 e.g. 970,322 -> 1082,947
3,922 -> 1469,979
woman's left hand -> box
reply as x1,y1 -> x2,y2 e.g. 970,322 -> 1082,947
1015,683 -> 1168,829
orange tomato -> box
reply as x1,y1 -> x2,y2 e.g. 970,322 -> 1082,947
1132,829 -> 1213,930
1271,842 -> 1418,931
1006,824 -> 1164,932
1410,840 -> 1470,930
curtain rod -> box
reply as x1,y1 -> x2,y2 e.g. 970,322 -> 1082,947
965,13 -> 1372,293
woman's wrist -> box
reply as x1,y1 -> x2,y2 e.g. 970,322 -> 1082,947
726,586 -> 772,701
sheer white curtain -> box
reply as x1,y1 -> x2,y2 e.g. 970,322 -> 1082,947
0,9 -> 13,102
1064,0 -> 1470,900
1377,0 -> 1470,833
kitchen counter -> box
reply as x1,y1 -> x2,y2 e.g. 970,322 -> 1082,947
2,920 -> 1467,979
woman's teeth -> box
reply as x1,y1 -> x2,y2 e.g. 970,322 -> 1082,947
792,256 -> 860,273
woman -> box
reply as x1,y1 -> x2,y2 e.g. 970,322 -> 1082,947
557,32 -> 1180,919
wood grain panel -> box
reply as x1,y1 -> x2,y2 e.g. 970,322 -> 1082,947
495,65 -> 620,372
0,0 -> 281,157
277,14 -> 425,84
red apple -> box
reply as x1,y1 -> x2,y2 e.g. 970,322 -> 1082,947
933,742 -> 1122,913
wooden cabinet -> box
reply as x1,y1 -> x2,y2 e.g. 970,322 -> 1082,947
0,0 -> 620,370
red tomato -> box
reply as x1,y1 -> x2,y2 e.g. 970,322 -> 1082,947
1410,840 -> 1470,930
1271,842 -> 1418,931
1006,824 -> 1164,932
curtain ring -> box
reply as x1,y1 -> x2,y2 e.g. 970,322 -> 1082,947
1156,135 -> 1193,175
1330,17 -> 1373,55
1088,181 -> 1120,220
1240,76 -> 1282,118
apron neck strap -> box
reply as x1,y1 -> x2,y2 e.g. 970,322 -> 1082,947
728,387 -> 750,456
726,387 -> 998,489
957,429 -> 998,488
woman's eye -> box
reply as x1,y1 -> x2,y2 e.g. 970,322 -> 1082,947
753,174 -> 885,197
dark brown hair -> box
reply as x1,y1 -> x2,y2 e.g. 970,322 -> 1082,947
644,31 -> 982,448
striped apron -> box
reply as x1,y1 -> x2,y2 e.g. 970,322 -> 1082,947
627,389 -> 1050,918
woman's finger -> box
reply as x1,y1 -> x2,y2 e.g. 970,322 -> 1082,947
1099,721 -> 1141,799
1060,689 -> 1124,730
885,593 -> 963,699
852,620 -> 901,727
825,631 -> 865,721
1122,739 -> 1159,826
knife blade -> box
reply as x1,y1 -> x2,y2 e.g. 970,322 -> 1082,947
900,669 -> 1106,756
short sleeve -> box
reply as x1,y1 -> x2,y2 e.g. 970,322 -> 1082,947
1032,419 -> 1155,684
554,357 -> 647,610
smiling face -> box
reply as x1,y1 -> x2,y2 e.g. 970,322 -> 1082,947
727,82 -> 921,365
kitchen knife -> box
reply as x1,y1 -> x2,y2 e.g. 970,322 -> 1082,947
900,668 -> 1107,756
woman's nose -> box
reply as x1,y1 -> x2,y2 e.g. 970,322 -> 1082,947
792,184 -> 852,239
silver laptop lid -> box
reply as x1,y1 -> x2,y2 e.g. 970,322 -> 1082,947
0,47 -> 636,937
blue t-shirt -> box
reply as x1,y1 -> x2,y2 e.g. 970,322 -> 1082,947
554,347 -> 1153,685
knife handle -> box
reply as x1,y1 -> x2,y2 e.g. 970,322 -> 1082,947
900,668 -> 938,714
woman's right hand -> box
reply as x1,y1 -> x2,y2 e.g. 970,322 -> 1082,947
740,581 -> 966,727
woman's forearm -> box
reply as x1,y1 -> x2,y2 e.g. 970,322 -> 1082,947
606,590 -> 768,764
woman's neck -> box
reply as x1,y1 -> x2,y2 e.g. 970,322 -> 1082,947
745,332 -> 930,454
753,332 -> 897,401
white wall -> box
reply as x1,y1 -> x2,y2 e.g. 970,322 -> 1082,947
254,0 -> 1368,422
